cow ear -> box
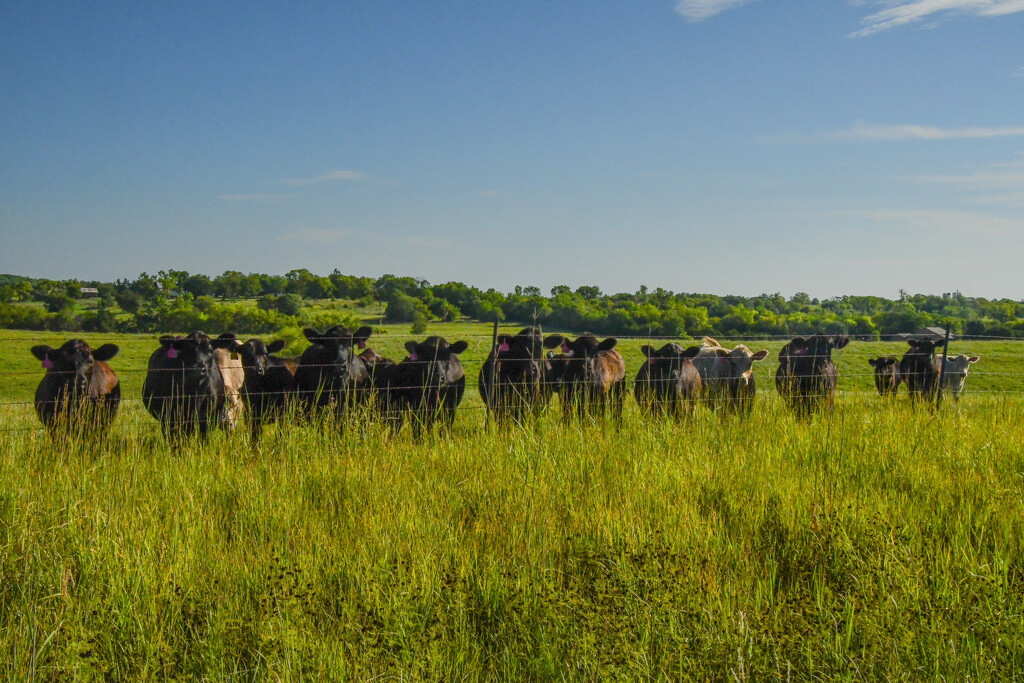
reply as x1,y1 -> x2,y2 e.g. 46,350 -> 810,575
353,326 -> 373,344
833,336 -> 850,349
640,345 -> 653,358
496,334 -> 511,345
682,345 -> 701,359
267,339 -> 287,354
543,335 -> 564,349
867,358 -> 878,367
449,340 -> 469,355
751,349 -> 769,362
159,335 -> 177,348
598,338 -> 617,351
31,345 -> 55,361
404,340 -> 419,355
303,328 -> 323,344
968,356 -> 980,363
93,344 -> 119,361
715,348 -> 730,358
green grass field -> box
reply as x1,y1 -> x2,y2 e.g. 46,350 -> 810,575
1,325 -> 1022,679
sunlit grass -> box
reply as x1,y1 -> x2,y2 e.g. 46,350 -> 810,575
1,390 -> 1022,679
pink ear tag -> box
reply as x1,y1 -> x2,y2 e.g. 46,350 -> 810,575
561,342 -> 570,354
167,347 -> 178,359
498,342 -> 510,352
358,341 -> 366,350
409,352 -> 418,361
42,354 -> 54,370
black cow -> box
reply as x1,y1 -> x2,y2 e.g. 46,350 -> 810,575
294,325 -> 373,421
143,331 -> 238,441
634,343 -> 702,419
231,338 -> 298,441
31,339 -> 120,435
541,334 -> 626,424
478,327 -> 551,425
775,334 -> 850,416
867,356 -> 901,396
383,336 -> 469,438
899,338 -> 947,401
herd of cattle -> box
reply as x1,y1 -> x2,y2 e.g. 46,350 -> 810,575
27,327 -> 981,440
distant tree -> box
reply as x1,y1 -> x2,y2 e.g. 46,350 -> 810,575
182,274 -> 214,298
275,294 -> 303,317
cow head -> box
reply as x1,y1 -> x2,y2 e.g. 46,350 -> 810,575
158,331 -> 234,392
640,342 -> 701,373
31,339 -> 119,395
905,338 -> 946,357
402,337 -> 469,400
542,333 -> 617,358
937,353 -> 979,380
303,325 -> 373,377
494,329 -> 546,383
237,338 -> 287,377
781,334 -> 848,371
867,355 -> 899,395
713,343 -> 769,387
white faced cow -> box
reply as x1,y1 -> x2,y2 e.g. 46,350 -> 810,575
690,337 -> 769,414
933,354 -> 980,400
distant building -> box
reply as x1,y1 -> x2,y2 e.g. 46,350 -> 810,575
80,287 -> 99,298
897,326 -> 952,341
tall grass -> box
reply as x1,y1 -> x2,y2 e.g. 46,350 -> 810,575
2,390 -> 1022,679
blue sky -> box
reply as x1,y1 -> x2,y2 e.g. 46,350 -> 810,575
1,1 -> 1022,298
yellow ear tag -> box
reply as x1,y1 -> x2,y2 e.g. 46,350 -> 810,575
231,351 -> 239,360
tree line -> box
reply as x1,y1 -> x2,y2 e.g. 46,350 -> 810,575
2,270 -> 1023,339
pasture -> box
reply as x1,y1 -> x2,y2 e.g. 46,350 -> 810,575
1,326 -> 1023,679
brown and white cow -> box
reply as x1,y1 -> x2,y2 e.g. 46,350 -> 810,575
690,337 -> 769,414
541,334 -> 626,424
214,335 -> 245,432
634,342 -> 702,419
932,353 -> 980,400
31,339 -> 121,435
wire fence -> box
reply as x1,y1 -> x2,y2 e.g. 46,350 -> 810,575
3,331 -> 1022,434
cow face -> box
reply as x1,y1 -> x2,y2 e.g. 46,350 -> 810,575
237,338 -> 287,377
397,337 -> 469,411
640,343 -> 700,373
303,325 -> 373,375
713,344 -> 769,387
542,334 -> 617,358
867,355 -> 900,395
31,339 -> 119,396
495,330 -> 546,383
937,354 -> 979,381
782,334 -> 847,372
159,331 -> 236,391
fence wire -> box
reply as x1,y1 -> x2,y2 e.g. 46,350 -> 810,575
3,331 -> 1022,435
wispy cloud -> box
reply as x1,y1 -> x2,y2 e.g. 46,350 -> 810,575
674,0 -> 758,21
851,0 -> 1024,38
278,228 -> 354,244
283,170 -> 364,187
907,155 -> 1024,204
277,227 -> 450,248
767,122 -> 1024,143
855,208 -> 1024,236
219,193 -> 293,201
